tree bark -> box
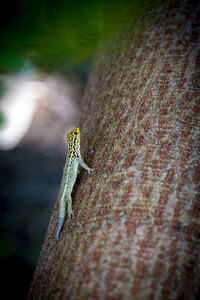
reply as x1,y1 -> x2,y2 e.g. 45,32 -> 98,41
28,0 -> 200,299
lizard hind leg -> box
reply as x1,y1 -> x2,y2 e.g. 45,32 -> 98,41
67,194 -> 73,219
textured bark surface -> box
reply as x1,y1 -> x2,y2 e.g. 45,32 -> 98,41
28,0 -> 200,299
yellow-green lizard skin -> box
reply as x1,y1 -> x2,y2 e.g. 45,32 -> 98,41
56,126 -> 93,240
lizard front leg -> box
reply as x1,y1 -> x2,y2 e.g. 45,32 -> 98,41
79,158 -> 94,174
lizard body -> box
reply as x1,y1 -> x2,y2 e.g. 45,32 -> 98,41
56,126 -> 93,240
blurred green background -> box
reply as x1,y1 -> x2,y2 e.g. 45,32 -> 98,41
0,0 -> 141,74
0,0 -> 159,298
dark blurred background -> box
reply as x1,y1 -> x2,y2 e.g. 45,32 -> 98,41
0,0 -> 157,298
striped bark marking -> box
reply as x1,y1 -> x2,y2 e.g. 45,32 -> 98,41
142,186 -> 153,202
193,103 -> 200,115
158,75 -> 169,102
143,142 -> 156,163
125,214 -> 138,242
140,164 -> 149,186
135,132 -> 145,147
151,159 -> 159,177
147,56 -> 158,77
159,140 -> 171,160
97,190 -> 111,217
149,253 -> 165,300
76,174 -> 99,220
191,192 -> 200,219
158,237 -> 179,300
106,152 -> 121,176
107,230 -> 123,296
138,98 -> 148,121
131,227 -> 153,295
177,170 -> 188,194
63,225 -> 104,298
121,182 -> 133,208
170,203 -> 182,230
123,151 -> 137,169
154,167 -> 175,222
180,115 -> 193,143
111,176 -> 124,191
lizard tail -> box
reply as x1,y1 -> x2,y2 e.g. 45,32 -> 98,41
56,217 -> 64,240
56,193 -> 66,240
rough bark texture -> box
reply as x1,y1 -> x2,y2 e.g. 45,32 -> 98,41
28,0 -> 200,299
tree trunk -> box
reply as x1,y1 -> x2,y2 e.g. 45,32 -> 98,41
28,0 -> 200,299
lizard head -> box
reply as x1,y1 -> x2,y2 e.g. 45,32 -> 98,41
67,127 -> 81,158
67,126 -> 80,141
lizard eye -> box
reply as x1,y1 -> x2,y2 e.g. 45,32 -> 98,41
74,132 -> 78,136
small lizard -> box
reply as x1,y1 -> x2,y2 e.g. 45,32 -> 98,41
56,126 -> 93,240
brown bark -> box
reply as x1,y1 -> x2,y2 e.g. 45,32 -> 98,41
28,0 -> 200,299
